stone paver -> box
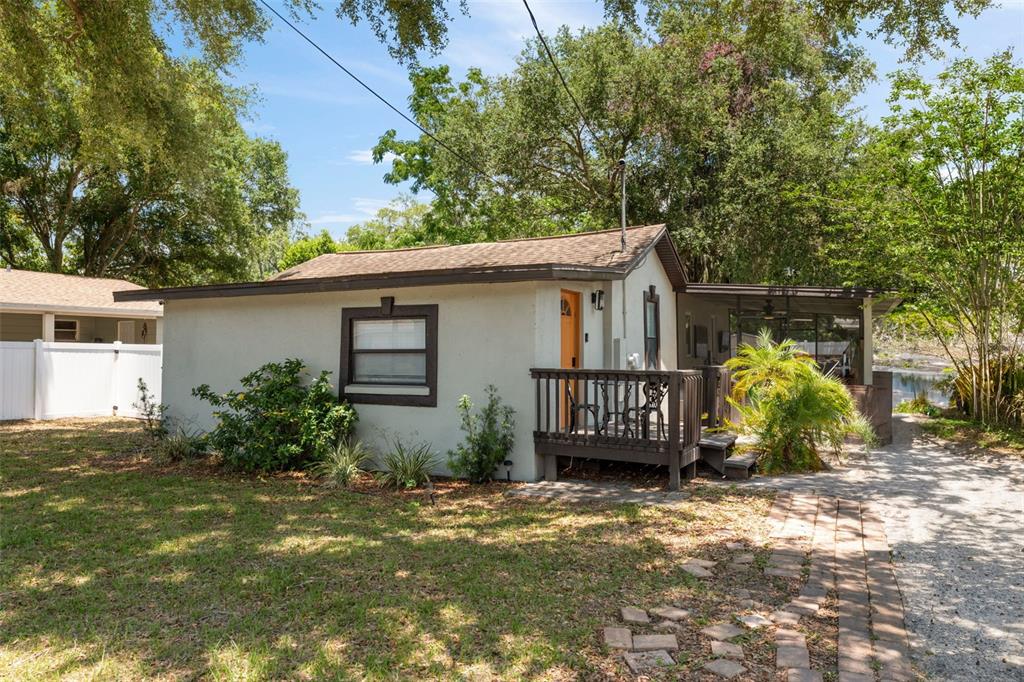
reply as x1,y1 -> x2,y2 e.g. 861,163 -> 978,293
603,627 -> 632,650
770,610 -> 801,625
731,553 -> 755,565
786,669 -> 823,682
702,659 -> 747,679
701,623 -> 744,641
632,634 -> 678,651
737,613 -> 772,629
776,644 -> 811,669
681,563 -> 713,578
620,606 -> 650,624
710,640 -> 744,659
683,558 -> 716,568
745,415 -> 1024,680
623,650 -> 674,674
649,605 -> 689,620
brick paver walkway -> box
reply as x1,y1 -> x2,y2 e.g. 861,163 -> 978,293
768,492 -> 915,681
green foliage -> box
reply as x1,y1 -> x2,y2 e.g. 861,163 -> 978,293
377,437 -> 438,489
726,330 -> 875,473
192,359 -> 358,472
948,357 -> 1024,427
132,378 -> 167,440
371,8 -> 873,282
278,230 -> 343,271
833,52 -> 1024,425
158,426 -> 208,463
310,440 -> 373,488
343,196 -> 433,250
895,393 -> 940,417
447,385 -> 516,483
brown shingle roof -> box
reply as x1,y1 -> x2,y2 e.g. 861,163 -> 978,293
114,225 -> 686,302
272,224 -> 669,281
0,269 -> 162,316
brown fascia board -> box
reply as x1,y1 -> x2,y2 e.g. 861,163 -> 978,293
113,264 -> 635,302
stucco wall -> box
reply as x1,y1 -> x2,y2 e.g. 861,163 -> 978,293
163,282 -> 546,481
161,250 -> 681,482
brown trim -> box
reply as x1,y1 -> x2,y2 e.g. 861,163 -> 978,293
339,300 -> 438,407
643,285 -> 660,370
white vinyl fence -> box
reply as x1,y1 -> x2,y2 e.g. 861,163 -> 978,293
0,341 -> 162,421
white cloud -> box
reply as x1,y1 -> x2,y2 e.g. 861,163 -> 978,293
307,197 -> 395,226
309,213 -> 359,225
341,149 -> 398,165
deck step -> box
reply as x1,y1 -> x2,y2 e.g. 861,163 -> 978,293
698,431 -> 737,451
723,452 -> 758,480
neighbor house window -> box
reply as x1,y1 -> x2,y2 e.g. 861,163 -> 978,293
340,299 -> 438,407
643,286 -> 660,369
54,319 -> 78,342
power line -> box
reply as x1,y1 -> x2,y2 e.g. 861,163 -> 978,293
520,0 -> 604,152
256,0 -> 495,181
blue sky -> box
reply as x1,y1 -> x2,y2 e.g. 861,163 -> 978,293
230,1 -> 1024,239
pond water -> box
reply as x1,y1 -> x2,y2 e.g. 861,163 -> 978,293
877,366 -> 951,408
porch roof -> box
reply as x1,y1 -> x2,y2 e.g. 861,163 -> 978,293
0,268 -> 162,318
682,283 -> 900,317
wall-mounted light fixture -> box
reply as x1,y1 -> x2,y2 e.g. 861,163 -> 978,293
591,290 -> 605,311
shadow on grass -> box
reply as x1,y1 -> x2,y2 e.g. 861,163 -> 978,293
1,419 -> 778,680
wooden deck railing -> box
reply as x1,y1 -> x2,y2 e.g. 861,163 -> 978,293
700,365 -> 732,428
530,368 -> 704,489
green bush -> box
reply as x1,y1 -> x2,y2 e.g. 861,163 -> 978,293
378,437 -> 437,489
895,392 -> 940,416
447,385 -> 515,483
310,440 -> 372,488
192,359 -> 358,472
726,329 -> 876,473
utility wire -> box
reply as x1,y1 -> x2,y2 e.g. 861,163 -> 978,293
520,0 -> 604,152
256,0 -> 495,181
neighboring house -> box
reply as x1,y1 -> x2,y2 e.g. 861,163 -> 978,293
0,268 -> 162,343
116,225 -> 896,487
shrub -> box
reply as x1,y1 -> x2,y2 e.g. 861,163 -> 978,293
192,359 -> 358,472
447,385 -> 516,483
133,378 -> 167,439
310,440 -> 372,488
726,329 -> 876,474
378,437 -> 437,489
895,392 -> 940,416
159,426 -> 207,462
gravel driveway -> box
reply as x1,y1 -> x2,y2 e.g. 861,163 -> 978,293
744,415 -> 1024,680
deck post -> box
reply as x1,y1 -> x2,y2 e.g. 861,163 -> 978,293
544,454 -> 558,482
667,371 -> 682,491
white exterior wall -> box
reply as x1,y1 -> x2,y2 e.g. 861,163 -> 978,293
160,251 -> 680,482
163,282 -> 547,481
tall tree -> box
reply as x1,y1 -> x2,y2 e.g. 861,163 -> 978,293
373,3 -> 870,282
836,52 -> 1024,424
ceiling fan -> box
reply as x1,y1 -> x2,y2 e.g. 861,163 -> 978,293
762,299 -> 786,320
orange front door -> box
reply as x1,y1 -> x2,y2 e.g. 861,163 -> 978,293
560,290 -> 581,369
560,290 -> 581,429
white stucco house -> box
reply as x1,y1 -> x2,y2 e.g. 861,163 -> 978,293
115,224 -> 895,487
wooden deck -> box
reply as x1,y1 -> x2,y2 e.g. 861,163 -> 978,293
530,368 -> 707,490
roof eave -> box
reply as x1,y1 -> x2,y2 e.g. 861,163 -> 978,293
113,264 -> 635,303
0,302 -> 163,318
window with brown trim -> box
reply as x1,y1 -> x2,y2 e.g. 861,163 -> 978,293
643,285 -> 660,369
340,299 -> 438,407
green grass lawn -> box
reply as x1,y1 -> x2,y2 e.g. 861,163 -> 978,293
1,419 -> 776,680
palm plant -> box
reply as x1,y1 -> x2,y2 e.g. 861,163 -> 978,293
725,329 -> 875,473
309,440 -> 372,488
